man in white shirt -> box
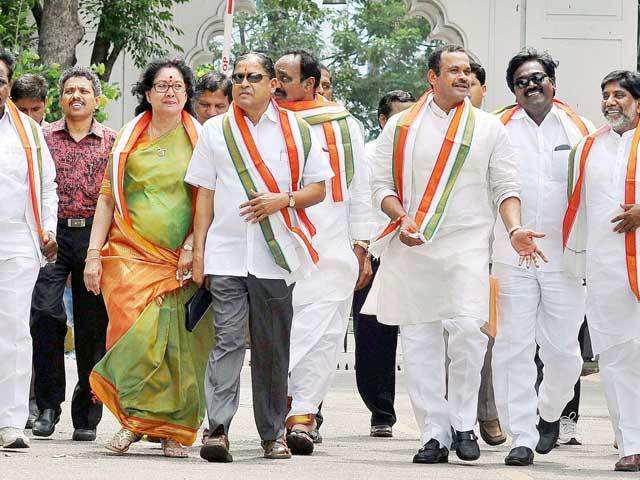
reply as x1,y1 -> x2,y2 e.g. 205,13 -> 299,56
0,50 -> 58,449
272,50 -> 373,455
563,70 -> 640,472
366,44 -> 545,465
186,52 -> 332,463
491,49 -> 594,466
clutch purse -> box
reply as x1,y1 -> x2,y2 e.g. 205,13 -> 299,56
185,285 -> 213,332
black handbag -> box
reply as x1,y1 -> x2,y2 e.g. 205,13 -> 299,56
185,285 -> 212,332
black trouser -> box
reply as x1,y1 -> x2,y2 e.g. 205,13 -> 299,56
30,221 -> 108,430
535,319 -> 591,421
353,260 -> 398,427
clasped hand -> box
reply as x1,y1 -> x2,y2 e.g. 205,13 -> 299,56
611,203 -> 640,233
240,190 -> 288,223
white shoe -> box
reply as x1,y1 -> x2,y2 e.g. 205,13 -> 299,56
557,414 -> 581,445
0,427 -> 31,448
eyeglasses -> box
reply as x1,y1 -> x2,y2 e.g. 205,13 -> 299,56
153,82 -> 186,93
231,72 -> 265,84
514,72 -> 548,90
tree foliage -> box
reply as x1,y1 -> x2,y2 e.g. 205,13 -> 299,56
0,0 -> 37,52
81,0 -> 190,81
327,0 -> 435,138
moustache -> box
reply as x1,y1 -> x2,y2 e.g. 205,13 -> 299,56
274,88 -> 287,97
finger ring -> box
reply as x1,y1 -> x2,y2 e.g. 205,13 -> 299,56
183,269 -> 190,275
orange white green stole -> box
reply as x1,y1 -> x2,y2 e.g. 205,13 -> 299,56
495,98 -> 590,136
6,99 -> 45,241
563,123 -> 640,301
374,89 -> 476,245
110,110 -> 201,222
223,101 -> 319,283
277,95 -> 353,202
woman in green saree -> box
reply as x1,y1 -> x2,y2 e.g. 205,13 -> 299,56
84,59 -> 213,458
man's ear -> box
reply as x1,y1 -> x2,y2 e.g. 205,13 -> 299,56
427,69 -> 437,88
378,114 -> 387,130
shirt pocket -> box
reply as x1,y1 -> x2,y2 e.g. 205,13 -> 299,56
550,147 -> 571,183
271,150 -> 293,191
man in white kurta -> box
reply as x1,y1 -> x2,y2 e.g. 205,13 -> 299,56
491,50 -> 595,465
564,70 -> 640,472
0,51 -> 57,449
273,50 -> 373,455
366,45 -> 544,465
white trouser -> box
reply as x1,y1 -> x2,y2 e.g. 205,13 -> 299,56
400,317 -> 487,448
600,339 -> 640,458
492,264 -> 584,449
288,296 -> 352,417
0,256 -> 40,429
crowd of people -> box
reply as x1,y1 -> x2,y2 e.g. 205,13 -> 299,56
0,41 -> 639,472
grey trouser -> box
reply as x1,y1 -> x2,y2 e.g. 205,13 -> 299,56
477,336 -> 499,422
204,274 -> 293,441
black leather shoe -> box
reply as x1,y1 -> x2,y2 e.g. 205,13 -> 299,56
72,429 -> 97,441
32,408 -> 61,437
535,418 -> 559,454
452,429 -> 480,461
25,400 -> 38,429
413,439 -> 449,464
505,446 -> 534,466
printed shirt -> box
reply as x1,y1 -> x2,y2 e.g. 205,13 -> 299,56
45,119 -> 117,219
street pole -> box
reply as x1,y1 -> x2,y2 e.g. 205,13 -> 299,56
221,0 -> 235,75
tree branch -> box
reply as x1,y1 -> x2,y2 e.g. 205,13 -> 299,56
31,1 -> 43,32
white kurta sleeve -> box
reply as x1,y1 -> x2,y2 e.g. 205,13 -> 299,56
371,114 -> 399,210
346,117 -> 374,240
488,121 -> 520,207
185,121 -> 218,191
38,126 -> 58,235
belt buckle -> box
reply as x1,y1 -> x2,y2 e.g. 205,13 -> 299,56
67,218 -> 86,228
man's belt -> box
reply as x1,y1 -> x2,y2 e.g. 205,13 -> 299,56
59,217 -> 94,228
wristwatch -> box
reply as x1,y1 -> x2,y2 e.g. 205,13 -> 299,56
288,191 -> 296,208
353,240 -> 369,251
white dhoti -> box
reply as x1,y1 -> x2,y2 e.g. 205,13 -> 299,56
288,297 -> 353,417
491,263 -> 584,449
599,339 -> 640,458
401,317 -> 487,448
0,256 -> 40,429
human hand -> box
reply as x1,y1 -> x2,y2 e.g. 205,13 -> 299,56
611,203 -> 640,233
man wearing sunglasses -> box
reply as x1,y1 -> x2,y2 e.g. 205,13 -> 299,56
490,49 -> 595,466
365,44 -> 544,466
272,50 -> 372,455
187,52 -> 332,462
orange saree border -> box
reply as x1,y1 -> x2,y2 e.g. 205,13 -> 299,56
89,371 -> 197,446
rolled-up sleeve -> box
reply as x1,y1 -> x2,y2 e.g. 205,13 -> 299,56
489,121 -> 520,207
371,114 -> 400,210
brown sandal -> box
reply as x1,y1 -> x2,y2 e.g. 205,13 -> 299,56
105,428 -> 142,454
162,438 -> 189,458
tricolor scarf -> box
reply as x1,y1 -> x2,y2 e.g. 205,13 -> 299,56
373,90 -> 476,247
562,123 -> 640,301
6,99 -> 45,241
494,98 -> 590,137
223,101 -> 319,283
110,110 -> 201,223
278,95 -> 353,202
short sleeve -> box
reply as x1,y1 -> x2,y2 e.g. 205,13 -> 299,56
300,124 -> 333,185
185,122 -> 218,190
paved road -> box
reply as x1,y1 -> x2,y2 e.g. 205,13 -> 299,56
1,348 -> 621,480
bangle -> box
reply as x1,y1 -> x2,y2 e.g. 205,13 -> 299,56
353,240 -> 369,251
182,243 -> 193,251
87,247 -> 101,253
508,225 -> 522,238
85,256 -> 101,263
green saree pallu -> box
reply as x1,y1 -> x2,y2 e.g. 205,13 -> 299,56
90,114 -> 214,446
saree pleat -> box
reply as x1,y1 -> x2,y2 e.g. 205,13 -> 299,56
90,124 -> 214,446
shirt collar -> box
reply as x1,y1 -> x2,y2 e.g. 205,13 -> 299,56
510,103 -> 560,124
50,117 -> 105,139
609,126 -> 636,142
426,94 -> 454,119
263,102 -> 279,124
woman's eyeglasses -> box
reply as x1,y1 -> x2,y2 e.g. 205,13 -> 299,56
153,82 -> 186,93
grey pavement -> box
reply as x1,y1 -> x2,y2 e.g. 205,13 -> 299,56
1,343 -> 621,480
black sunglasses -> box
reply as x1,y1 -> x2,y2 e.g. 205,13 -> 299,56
231,72 -> 266,85
514,72 -> 549,90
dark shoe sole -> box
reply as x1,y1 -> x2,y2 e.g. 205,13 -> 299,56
413,455 -> 448,464
200,444 -> 233,463
32,418 -> 59,438
615,465 -> 639,472
535,443 -> 557,455
479,429 -> 506,446
286,431 -> 314,455
505,457 -> 533,466
72,431 -> 97,442
456,451 -> 481,461
4,438 -> 30,449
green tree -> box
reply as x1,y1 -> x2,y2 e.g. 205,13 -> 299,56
81,0 -> 190,81
327,0 -> 435,138
0,0 -> 37,52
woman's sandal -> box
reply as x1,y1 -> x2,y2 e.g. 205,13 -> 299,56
162,438 -> 189,458
105,428 -> 142,454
